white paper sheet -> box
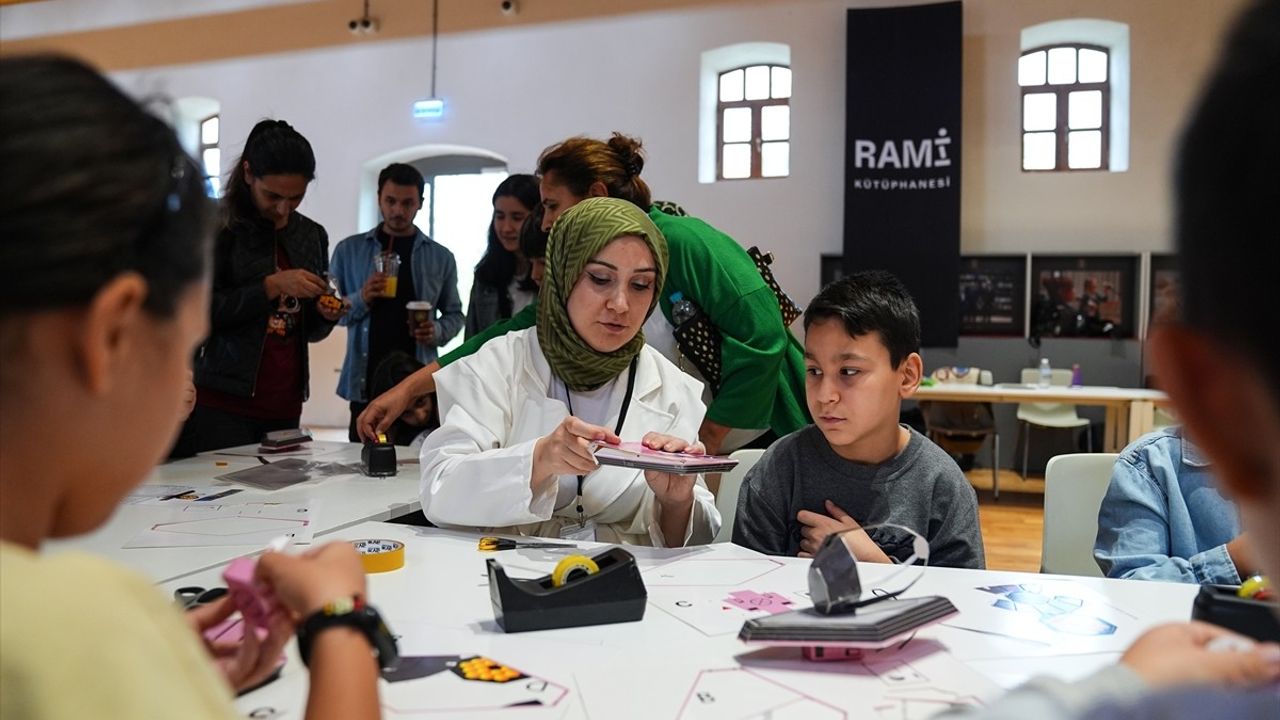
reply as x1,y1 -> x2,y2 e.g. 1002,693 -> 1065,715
123,501 -> 314,548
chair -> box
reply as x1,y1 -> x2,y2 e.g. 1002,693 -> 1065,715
1152,406 -> 1178,430
713,448 -> 766,543
920,367 -> 1001,498
1016,368 -> 1091,480
1041,453 -> 1119,577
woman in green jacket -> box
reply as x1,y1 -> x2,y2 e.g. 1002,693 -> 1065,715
358,133 -> 808,456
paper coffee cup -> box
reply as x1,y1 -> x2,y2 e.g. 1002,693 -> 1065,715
406,301 -> 432,326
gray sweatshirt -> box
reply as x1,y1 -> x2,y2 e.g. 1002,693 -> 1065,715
732,425 -> 985,569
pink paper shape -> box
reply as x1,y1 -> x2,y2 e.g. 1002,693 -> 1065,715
223,556 -> 275,627
726,590 -> 794,614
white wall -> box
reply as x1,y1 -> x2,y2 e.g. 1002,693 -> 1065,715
101,0 -> 1245,424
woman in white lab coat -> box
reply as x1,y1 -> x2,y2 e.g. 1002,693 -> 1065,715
419,197 -> 720,546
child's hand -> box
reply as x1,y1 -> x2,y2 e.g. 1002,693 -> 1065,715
186,595 -> 292,693
1120,622 -> 1280,688
255,542 -> 368,619
796,500 -> 891,562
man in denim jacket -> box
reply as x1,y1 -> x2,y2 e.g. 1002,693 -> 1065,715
331,163 -> 464,439
1094,427 -> 1255,584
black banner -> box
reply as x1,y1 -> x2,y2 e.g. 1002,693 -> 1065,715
844,1 -> 962,348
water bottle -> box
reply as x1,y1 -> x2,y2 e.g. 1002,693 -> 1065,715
1071,363 -> 1082,387
670,291 -> 696,327
1038,357 -> 1052,388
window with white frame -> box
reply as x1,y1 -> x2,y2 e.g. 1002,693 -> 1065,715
1019,19 -> 1130,172
198,113 -> 221,196
1020,44 -> 1109,171
699,43 -> 791,184
716,64 -> 791,180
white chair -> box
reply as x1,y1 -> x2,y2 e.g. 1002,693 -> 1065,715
1041,452 -> 1119,577
713,448 -> 766,543
1016,368 -> 1091,479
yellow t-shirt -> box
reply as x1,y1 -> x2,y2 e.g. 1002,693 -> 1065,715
1,542 -> 238,720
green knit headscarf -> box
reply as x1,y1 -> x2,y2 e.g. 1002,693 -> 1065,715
537,197 -> 668,391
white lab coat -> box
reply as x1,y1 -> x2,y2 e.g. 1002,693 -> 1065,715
420,328 -> 721,546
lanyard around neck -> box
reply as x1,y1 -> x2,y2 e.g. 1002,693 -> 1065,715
563,356 -> 639,519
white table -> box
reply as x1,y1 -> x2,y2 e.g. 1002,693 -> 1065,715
44,443 -> 422,584
914,383 -> 1170,452
160,523 -> 1199,720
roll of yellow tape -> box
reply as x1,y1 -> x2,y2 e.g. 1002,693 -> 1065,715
351,539 -> 405,573
550,554 -> 600,588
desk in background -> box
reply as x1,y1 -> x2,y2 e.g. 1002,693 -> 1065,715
914,383 -> 1170,453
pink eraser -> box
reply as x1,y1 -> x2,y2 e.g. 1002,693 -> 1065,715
223,557 -> 275,627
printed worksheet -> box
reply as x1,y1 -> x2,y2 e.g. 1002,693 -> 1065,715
942,581 -> 1140,655
123,501 -> 314,548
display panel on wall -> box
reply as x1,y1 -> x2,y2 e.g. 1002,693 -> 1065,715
959,255 -> 1026,336
820,254 -> 845,289
1030,255 -> 1138,339
1149,254 -> 1179,328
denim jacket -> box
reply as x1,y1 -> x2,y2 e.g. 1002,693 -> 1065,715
1093,427 -> 1241,584
330,227 -> 464,402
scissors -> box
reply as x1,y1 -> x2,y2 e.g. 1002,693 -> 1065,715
478,536 -> 576,552
174,585 -> 229,610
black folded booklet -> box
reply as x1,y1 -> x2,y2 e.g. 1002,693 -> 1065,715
739,595 -> 957,647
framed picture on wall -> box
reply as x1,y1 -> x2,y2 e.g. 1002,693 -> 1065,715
1149,254 -> 1179,328
1029,255 -> 1138,339
958,255 -> 1026,336
820,254 -> 845,289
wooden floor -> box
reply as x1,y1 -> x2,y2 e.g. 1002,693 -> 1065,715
970,469 -> 1045,573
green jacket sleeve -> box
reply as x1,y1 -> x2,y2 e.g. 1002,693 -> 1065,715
439,300 -> 538,367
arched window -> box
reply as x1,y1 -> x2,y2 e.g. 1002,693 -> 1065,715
716,64 -> 791,180
699,42 -> 790,183
198,113 -> 221,195
1019,19 -> 1130,172
1020,44 -> 1109,171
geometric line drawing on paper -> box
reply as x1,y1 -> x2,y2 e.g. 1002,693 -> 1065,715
873,687 -> 984,720
862,659 -> 930,688
151,516 -> 310,537
677,667 -> 845,719
642,558 -> 786,587
978,584 -> 1117,636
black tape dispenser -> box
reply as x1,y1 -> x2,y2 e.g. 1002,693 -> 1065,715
487,547 -> 647,633
361,434 -> 397,477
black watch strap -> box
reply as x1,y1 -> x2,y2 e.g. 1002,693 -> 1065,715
297,595 -> 399,670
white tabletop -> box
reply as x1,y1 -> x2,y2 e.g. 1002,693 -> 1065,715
44,443 -> 422,584
914,383 -> 1168,404
159,523 -> 1199,720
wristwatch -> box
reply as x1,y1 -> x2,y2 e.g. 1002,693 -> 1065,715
297,595 -> 399,670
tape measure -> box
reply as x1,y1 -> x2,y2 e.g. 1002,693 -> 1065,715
550,554 -> 600,587
351,539 -> 405,573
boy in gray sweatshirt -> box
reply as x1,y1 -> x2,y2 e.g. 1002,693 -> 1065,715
733,271 -> 984,568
